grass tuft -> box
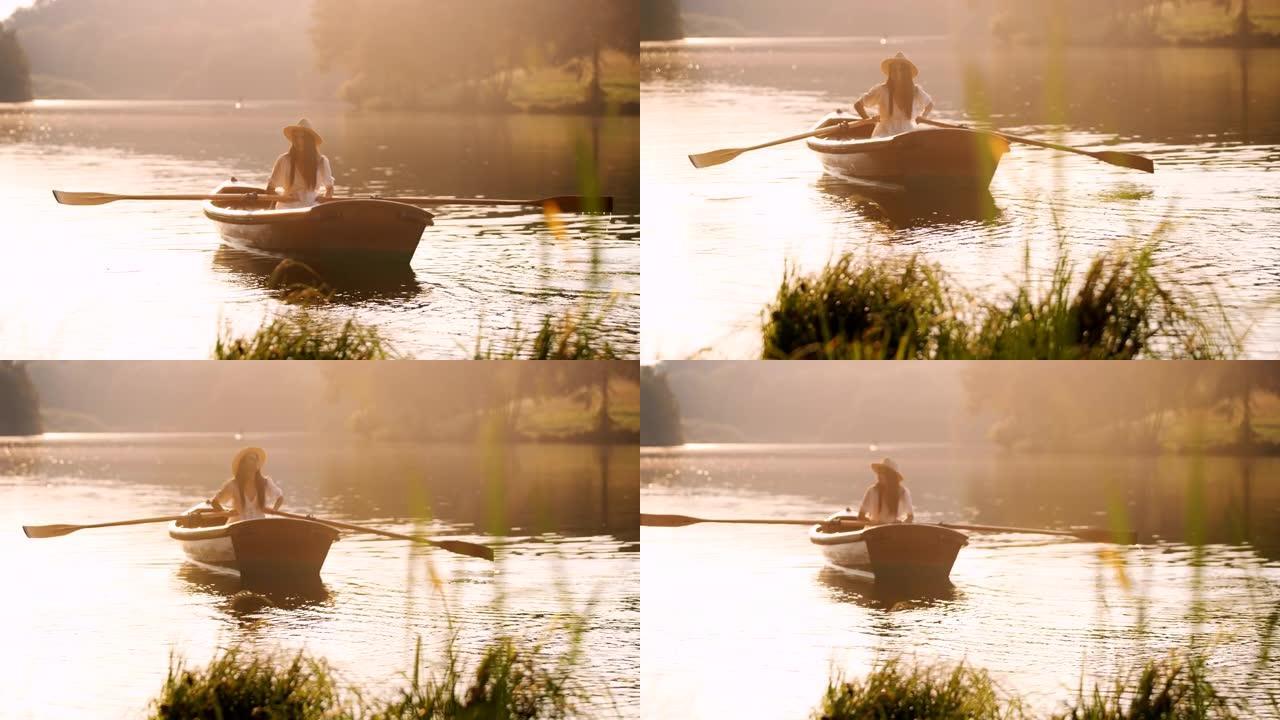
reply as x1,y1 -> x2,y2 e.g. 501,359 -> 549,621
150,648 -> 348,720
149,633 -> 588,720
763,241 -> 1239,360
816,659 -> 1024,720
474,302 -> 620,360
215,311 -> 394,360
1057,656 -> 1240,720
762,254 -> 972,360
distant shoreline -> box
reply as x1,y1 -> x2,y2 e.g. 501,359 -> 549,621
642,33 -> 1280,49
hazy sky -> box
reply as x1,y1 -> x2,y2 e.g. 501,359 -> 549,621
0,0 -> 33,21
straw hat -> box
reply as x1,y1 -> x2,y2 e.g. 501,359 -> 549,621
870,457 -> 904,482
283,118 -> 323,145
231,447 -> 267,475
880,51 -> 918,78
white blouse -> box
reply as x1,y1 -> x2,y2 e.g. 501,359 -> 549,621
857,83 -> 934,137
858,483 -> 914,524
268,152 -> 334,208
213,475 -> 284,522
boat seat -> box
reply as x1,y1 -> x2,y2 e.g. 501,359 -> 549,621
175,510 -> 228,529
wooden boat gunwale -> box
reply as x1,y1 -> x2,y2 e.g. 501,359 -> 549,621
809,512 -> 969,585
201,181 -> 432,263
169,503 -> 340,583
805,110 -> 1011,189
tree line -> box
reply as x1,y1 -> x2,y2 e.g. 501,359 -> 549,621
312,0 -> 638,110
0,24 -> 32,102
964,362 -> 1280,452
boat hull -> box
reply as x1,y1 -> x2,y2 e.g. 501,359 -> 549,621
806,111 -> 1009,190
809,514 -> 967,585
169,505 -> 340,585
203,182 -> 432,264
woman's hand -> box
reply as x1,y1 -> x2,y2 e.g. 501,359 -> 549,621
854,100 -> 869,119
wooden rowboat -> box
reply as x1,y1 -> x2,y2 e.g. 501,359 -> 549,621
809,512 -> 968,585
203,182 -> 433,264
806,111 -> 1010,190
169,503 -> 340,585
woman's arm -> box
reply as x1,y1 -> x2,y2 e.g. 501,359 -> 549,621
210,480 -> 233,513
266,154 -> 288,195
916,87 -> 934,120
854,85 -> 880,120
321,156 -> 334,200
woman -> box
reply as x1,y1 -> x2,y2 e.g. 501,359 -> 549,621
856,457 -> 914,525
266,118 -> 334,208
853,52 -> 935,138
209,447 -> 284,522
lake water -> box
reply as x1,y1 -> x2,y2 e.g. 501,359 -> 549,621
0,433 -> 639,718
640,37 -> 1280,360
641,443 -> 1280,718
0,100 -> 639,359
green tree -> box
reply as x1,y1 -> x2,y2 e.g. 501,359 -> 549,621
0,362 -> 42,436
541,0 -> 639,109
640,367 -> 684,446
1207,362 -> 1280,447
0,25 -> 33,102
641,0 -> 684,42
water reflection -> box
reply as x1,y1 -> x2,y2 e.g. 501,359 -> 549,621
0,101 -> 639,358
177,563 -> 332,619
640,38 -> 1280,360
1,434 -> 639,717
641,445 -> 1280,718
816,177 -> 1001,230
816,566 -> 960,611
212,247 -> 423,303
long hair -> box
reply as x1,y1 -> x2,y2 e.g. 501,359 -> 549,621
233,460 -> 268,510
288,133 -> 319,191
884,64 -> 914,120
880,478 -> 902,518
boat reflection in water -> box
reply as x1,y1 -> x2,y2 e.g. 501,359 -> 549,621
213,246 -> 422,304
177,562 -> 331,619
816,175 -> 1000,231
816,566 -> 959,612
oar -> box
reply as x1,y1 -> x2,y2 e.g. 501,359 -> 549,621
918,118 -> 1155,174
937,522 -> 1136,544
267,509 -> 494,561
51,190 -> 290,206
688,116 -> 878,169
52,190 -> 612,214
350,195 -> 614,214
642,513 -> 1132,543
641,513 -> 839,528
23,512 -> 227,539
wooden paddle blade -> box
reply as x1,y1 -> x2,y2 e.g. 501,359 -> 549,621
541,195 -> 614,214
52,190 -> 118,206
688,148 -> 743,169
640,513 -> 703,527
1091,151 -> 1155,174
22,524 -> 80,539
434,539 -> 495,561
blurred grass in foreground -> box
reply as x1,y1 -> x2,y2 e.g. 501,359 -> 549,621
151,630 -> 588,720
215,312 -> 394,360
473,302 -> 621,360
815,655 -> 1242,720
763,240 -> 1240,360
